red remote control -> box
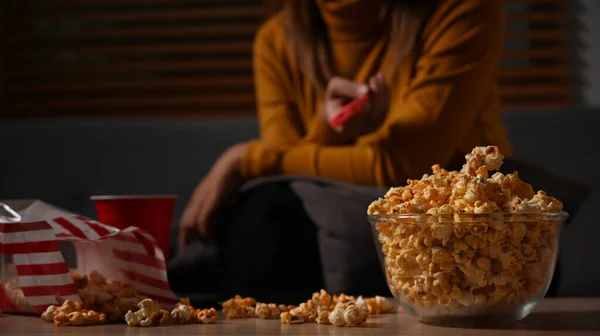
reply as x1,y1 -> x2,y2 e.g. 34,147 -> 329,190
328,93 -> 370,128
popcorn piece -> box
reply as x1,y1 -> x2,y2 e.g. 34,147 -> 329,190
69,311 -> 106,326
125,299 -> 161,327
53,312 -> 70,326
199,308 -> 218,324
343,304 -> 366,326
125,310 -> 144,327
221,296 -> 257,319
316,311 -> 330,324
355,296 -> 368,314
255,302 -> 274,319
312,289 -> 332,306
152,309 -> 172,325
289,305 -> 311,323
234,295 -> 257,307
280,312 -> 292,325
329,307 -> 346,327
171,303 -> 193,323
335,301 -> 346,310
41,305 -> 58,322
375,296 -> 393,314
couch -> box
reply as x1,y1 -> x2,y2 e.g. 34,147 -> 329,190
1,108 -> 598,296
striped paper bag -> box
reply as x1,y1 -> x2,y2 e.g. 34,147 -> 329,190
0,200 -> 179,315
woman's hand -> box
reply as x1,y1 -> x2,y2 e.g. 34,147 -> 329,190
179,143 -> 247,247
322,72 -> 390,138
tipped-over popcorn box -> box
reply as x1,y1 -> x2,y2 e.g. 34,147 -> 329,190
0,200 -> 179,315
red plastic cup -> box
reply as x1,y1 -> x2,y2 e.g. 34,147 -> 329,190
91,195 -> 177,255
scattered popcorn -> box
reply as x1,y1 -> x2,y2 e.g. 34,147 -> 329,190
368,146 -> 565,310
44,300 -> 106,327
33,271 -> 220,328
69,270 -> 145,322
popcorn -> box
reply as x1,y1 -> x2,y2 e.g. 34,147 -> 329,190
36,270 -> 218,328
219,290 -> 392,328
44,300 -> 106,327
234,295 -> 257,307
41,305 -> 59,322
170,302 -> 193,324
221,297 -> 256,319
195,308 -> 218,324
151,309 -> 172,325
328,307 -> 346,327
280,312 -> 293,324
374,296 -> 393,314
71,270 -> 145,322
255,302 -> 274,319
343,303 -> 366,326
125,299 -> 161,327
368,146 -> 564,310
315,310 -> 330,324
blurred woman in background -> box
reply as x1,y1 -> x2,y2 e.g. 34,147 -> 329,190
173,0 -> 511,303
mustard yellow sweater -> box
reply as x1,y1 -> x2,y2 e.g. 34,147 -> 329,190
242,0 -> 512,187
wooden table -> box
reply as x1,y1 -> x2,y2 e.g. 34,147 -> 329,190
1,298 -> 599,335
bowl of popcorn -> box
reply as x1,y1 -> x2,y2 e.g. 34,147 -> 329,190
367,146 -> 568,327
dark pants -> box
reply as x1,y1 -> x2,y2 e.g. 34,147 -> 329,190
168,182 -> 324,306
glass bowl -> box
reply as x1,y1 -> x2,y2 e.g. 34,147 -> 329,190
368,212 -> 568,327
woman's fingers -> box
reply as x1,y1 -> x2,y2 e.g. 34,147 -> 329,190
326,76 -> 369,100
368,72 -> 385,93
367,72 -> 389,121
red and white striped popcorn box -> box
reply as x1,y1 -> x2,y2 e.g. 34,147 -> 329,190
0,200 -> 179,315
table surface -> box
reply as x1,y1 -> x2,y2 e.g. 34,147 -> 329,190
1,298 -> 599,335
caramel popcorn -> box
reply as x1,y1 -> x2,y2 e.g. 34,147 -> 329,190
72,270 -> 145,322
273,289 -> 393,327
196,308 -> 218,324
315,310 -> 330,324
44,300 -> 106,327
234,295 -> 257,307
280,312 -> 293,324
36,270 -> 217,327
368,146 -> 565,311
151,309 -> 172,325
221,297 -> 256,319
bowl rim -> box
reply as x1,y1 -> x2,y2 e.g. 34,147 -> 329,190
368,211 -> 569,222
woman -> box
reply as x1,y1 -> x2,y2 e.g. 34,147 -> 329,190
173,0 -> 512,303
